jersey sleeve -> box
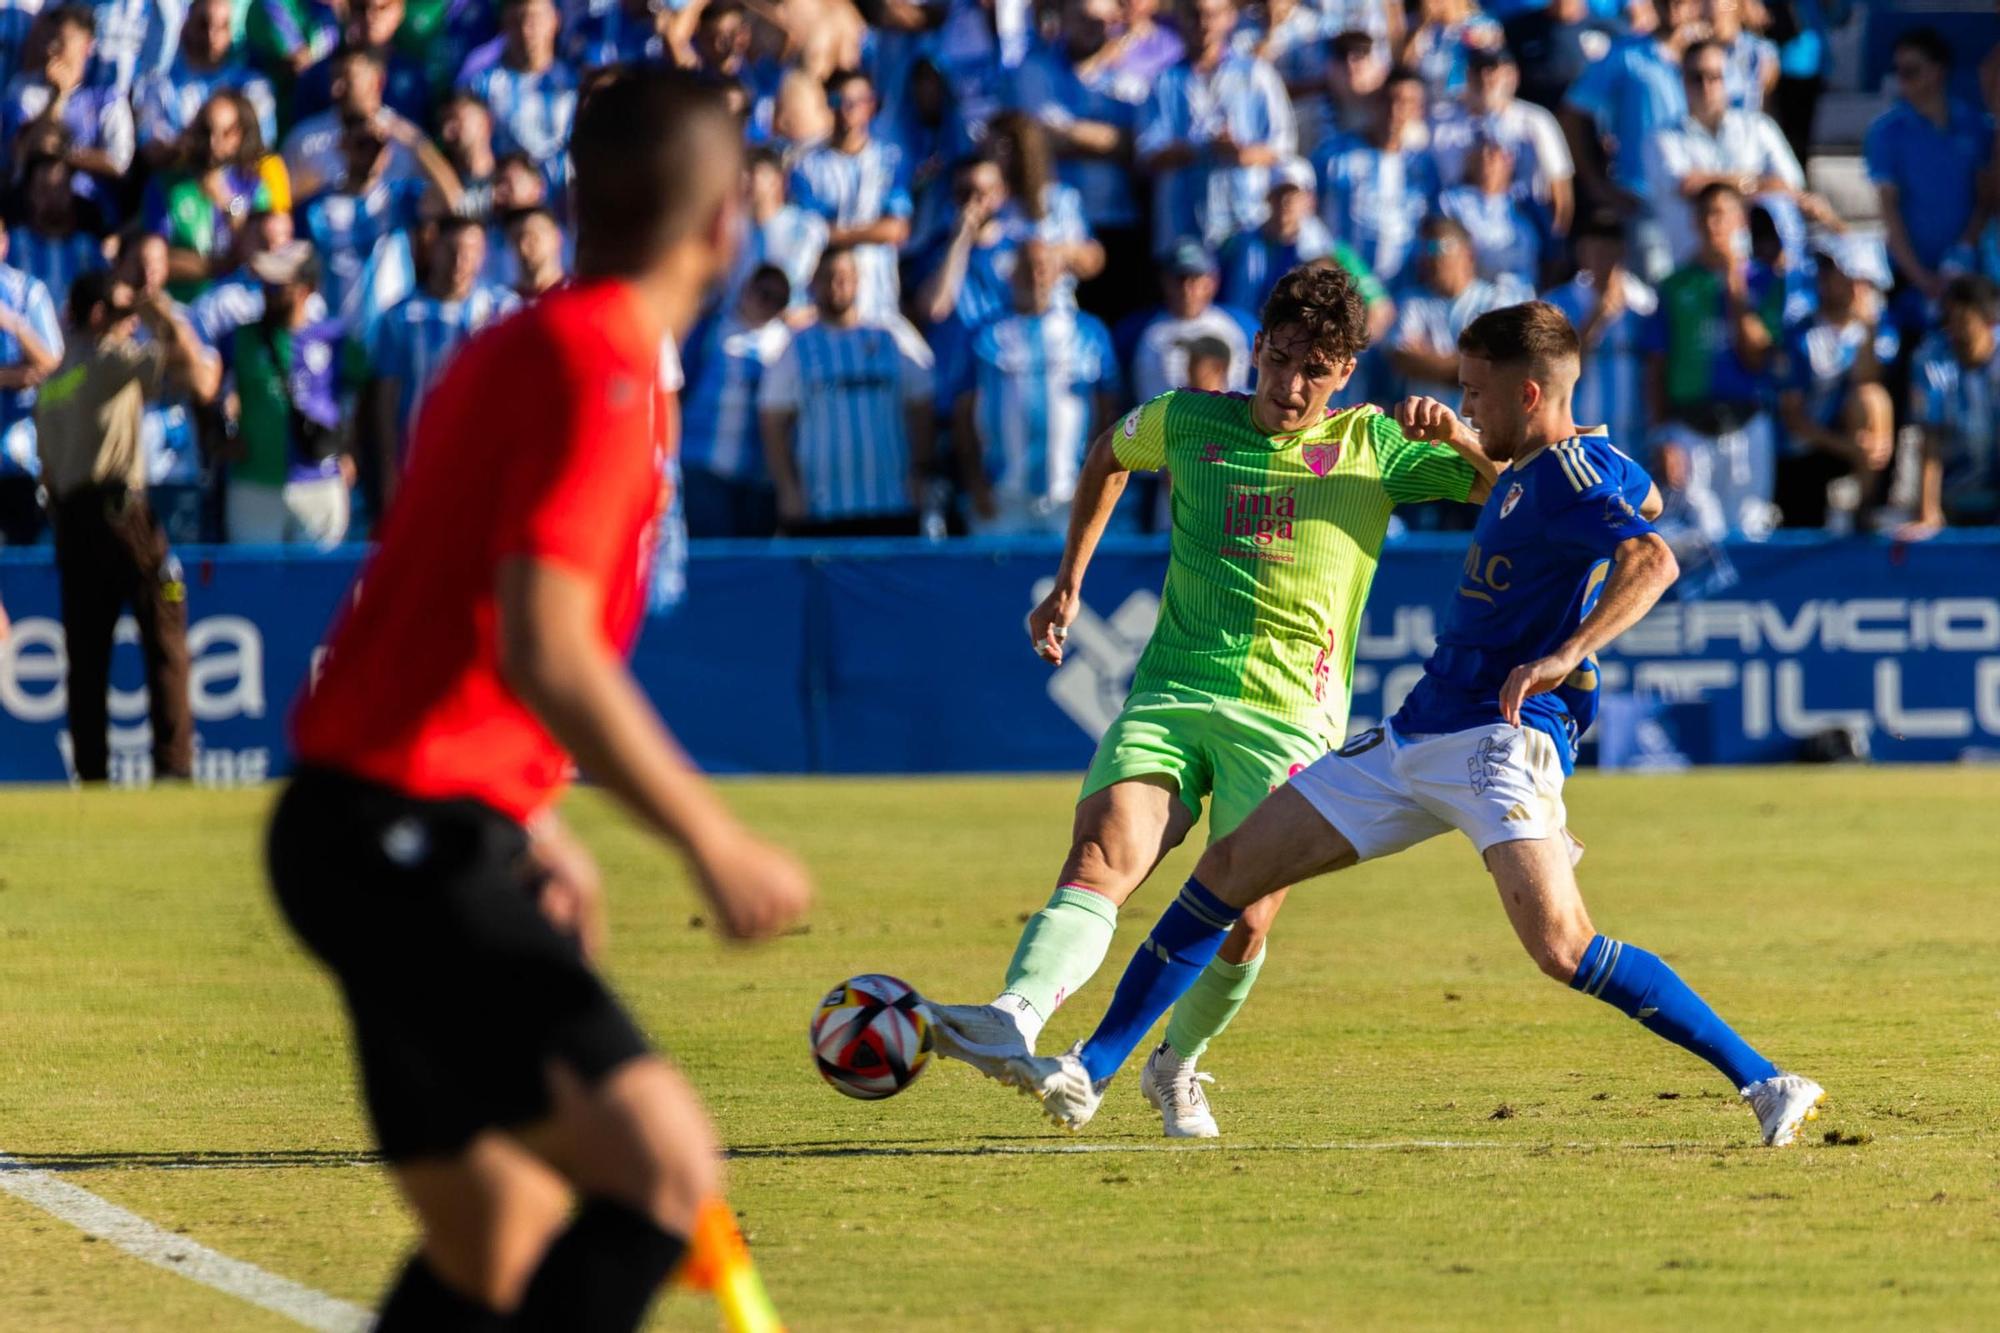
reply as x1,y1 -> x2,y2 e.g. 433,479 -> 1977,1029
1111,392 -> 1173,472
758,340 -> 801,413
1371,412 -> 1478,505
494,330 -> 658,579
1543,438 -> 1657,558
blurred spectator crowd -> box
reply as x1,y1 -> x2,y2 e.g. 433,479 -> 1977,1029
0,0 -> 1996,552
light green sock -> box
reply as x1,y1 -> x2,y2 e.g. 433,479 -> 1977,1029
998,886 -> 1119,1023
1163,947 -> 1266,1061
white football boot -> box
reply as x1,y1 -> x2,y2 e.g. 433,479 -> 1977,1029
1742,1072 -> 1826,1147
927,1000 -> 1035,1083
1138,1041 -> 1220,1138
1002,1044 -> 1106,1132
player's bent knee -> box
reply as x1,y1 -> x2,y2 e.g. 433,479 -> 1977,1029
555,1059 -> 722,1236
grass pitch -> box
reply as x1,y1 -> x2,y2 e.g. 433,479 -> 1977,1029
2,768 -> 1998,1330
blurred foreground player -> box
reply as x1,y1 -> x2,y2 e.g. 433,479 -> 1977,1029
266,70 -> 812,1332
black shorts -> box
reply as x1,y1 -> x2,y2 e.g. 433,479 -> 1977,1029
266,767 -> 651,1161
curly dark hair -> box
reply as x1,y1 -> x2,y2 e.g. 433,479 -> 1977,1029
1258,263 -> 1370,362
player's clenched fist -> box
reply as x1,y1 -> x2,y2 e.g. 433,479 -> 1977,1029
1393,396 -> 1466,444
695,830 -> 815,941
1028,584 -> 1080,666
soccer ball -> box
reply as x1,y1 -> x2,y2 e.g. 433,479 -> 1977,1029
810,973 -> 933,1100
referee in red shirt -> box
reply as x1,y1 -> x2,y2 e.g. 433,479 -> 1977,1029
267,71 -> 811,1332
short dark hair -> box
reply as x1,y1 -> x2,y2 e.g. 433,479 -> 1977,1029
1943,274 -> 2000,323
1693,179 -> 1744,212
1894,26 -> 1951,71
1384,64 -> 1425,92
1330,30 -> 1374,60
1259,264 -> 1369,362
67,268 -> 117,328
1419,213 -> 1472,248
1181,334 -> 1233,366
746,145 -> 784,174
1682,37 -> 1724,71
747,263 -> 790,305
435,213 -> 484,240
1458,301 -> 1581,373
1576,210 -> 1626,244
826,67 -> 872,97
333,41 -> 385,70
570,67 -> 741,274
699,0 -> 746,26
47,4 -> 95,37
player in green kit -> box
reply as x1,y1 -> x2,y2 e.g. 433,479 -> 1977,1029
929,265 -> 1500,1135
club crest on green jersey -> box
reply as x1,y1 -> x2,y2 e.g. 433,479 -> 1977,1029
1301,442 -> 1340,477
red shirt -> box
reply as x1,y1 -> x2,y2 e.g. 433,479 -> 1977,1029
292,281 -> 675,821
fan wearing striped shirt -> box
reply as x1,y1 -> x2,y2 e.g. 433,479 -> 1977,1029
365,215 -> 519,508
956,239 -> 1122,536
758,244 -> 935,538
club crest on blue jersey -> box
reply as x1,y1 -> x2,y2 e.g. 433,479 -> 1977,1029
1498,482 -> 1524,518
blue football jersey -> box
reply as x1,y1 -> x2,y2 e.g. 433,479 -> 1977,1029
1393,431 -> 1658,771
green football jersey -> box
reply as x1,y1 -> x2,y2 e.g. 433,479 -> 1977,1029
1112,390 -> 1478,740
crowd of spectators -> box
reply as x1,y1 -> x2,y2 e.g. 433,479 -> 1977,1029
0,0 -> 1995,553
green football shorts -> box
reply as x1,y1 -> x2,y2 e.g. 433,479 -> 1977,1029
1079,691 -> 1334,839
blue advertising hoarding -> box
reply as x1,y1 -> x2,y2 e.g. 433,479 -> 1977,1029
1,534 -> 1997,784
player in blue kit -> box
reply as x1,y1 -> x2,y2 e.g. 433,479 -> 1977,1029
996,301 -> 1827,1146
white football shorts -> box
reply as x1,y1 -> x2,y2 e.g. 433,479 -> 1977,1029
1289,722 -> 1580,863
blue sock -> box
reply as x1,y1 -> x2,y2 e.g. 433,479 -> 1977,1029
1076,878 -> 1241,1084
1571,936 -> 1780,1091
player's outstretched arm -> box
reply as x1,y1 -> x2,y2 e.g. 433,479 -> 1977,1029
1030,425 -> 1131,665
497,557 -> 814,940
1394,396 -> 1503,502
1499,531 -> 1678,726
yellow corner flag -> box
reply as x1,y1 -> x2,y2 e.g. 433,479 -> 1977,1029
676,1198 -> 785,1333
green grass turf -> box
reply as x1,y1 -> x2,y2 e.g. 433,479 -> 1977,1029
1,769 -> 1998,1330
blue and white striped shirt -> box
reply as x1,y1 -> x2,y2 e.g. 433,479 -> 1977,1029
0,260 -> 62,477
1217,217 -> 1335,313
301,177 -> 428,322
128,294 -> 212,485
682,312 -> 793,481
1314,131 -> 1439,286
759,321 -> 934,520
370,285 -> 520,455
2,77 -> 136,175
84,0 -> 183,95
1437,186 -> 1541,286
724,205 -> 828,317
186,271 -> 328,347
1009,44 -> 1141,229
6,227 -> 105,311
1543,272 -> 1658,454
970,308 -> 1119,504
1914,332 -> 2000,499
0,2 -> 44,91
1391,272 -> 1535,402
565,0 -> 667,69
1563,35 -> 1687,192
1778,315 -> 1898,453
791,138 -> 914,322
134,55 -> 279,148
1138,51 -> 1295,254
458,57 -> 578,166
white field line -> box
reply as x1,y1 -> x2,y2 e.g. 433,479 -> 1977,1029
0,1149 -> 372,1332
